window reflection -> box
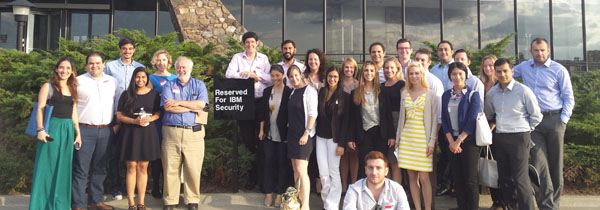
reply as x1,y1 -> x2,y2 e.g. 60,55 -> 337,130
586,0 -> 600,68
70,13 -> 89,44
246,0 -> 282,49
517,0 -> 550,61
551,0 -> 583,61
221,0 -> 242,23
91,13 -> 109,39
114,0 -> 156,37
366,0 -> 402,56
480,0 -> 515,57
443,0 -> 477,50
286,0 -> 323,56
327,0 -> 363,62
405,0 -> 440,52
159,0 -> 176,35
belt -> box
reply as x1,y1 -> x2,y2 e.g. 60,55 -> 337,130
541,109 -> 561,116
165,125 -> 200,129
79,123 -> 110,128
495,131 -> 529,136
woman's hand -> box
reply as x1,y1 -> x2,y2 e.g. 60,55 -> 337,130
37,130 -> 49,143
347,142 -> 356,150
387,138 -> 396,148
336,146 -> 345,156
449,140 -> 462,154
299,133 -> 308,145
426,146 -> 435,157
135,116 -> 146,126
73,134 -> 82,148
258,130 -> 264,140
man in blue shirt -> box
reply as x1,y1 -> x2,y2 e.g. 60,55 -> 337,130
161,56 -> 209,210
430,40 -> 454,87
103,38 -> 145,200
514,38 -> 575,210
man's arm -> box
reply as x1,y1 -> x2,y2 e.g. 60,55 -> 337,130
558,67 -> 575,124
164,100 -> 206,113
225,53 -> 243,79
342,188 -> 358,210
523,87 -> 543,130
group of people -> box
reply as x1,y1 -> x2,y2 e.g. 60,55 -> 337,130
227,32 -> 573,210
30,38 -> 209,210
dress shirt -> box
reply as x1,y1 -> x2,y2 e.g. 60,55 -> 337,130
277,59 -> 305,87
103,58 -> 145,114
378,67 -> 386,83
513,58 -> 574,123
226,51 -> 272,98
400,59 -> 413,77
161,78 -> 209,126
426,71 -> 444,123
343,178 -> 410,210
484,79 -> 543,133
76,73 -> 117,125
430,59 -> 454,88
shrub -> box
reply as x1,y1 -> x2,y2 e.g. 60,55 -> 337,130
564,143 -> 600,193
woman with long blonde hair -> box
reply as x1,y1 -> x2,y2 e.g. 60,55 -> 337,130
339,57 -> 359,194
479,55 -> 498,92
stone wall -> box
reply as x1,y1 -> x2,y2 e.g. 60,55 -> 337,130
166,0 -> 247,48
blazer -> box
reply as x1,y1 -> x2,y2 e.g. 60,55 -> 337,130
258,85 -> 292,141
440,88 -> 481,142
396,89 -> 439,147
348,89 -> 387,144
316,88 -> 352,146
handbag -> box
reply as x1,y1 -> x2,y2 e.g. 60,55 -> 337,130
280,178 -> 301,210
478,145 -> 498,188
468,91 -> 492,146
25,83 -> 54,137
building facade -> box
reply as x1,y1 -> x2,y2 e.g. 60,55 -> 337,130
1,0 -> 598,71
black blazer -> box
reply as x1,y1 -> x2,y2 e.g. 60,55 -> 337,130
258,85 -> 292,141
379,81 -> 404,141
316,88 -> 351,146
348,89 -> 387,144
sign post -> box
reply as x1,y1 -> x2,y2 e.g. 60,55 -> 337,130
213,78 -> 254,192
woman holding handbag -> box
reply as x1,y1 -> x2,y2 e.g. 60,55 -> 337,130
441,62 -> 481,210
30,57 -> 82,210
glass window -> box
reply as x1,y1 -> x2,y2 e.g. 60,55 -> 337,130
517,0 -> 550,61
366,0 -> 402,57
405,0 -> 440,52
221,0 -> 242,23
443,0 -> 478,50
480,0 -> 515,57
286,0 -> 323,56
114,0 -> 156,37
552,0 -> 583,61
246,0 -> 282,49
91,13 -> 109,39
158,0 -> 176,35
0,12 -> 18,50
326,0 -> 363,62
586,0 -> 600,69
70,12 -> 89,44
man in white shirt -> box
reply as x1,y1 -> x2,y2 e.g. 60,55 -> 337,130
344,151 -> 410,210
369,42 -> 387,83
225,32 -> 272,189
277,40 -> 305,87
396,39 -> 413,76
72,52 -> 117,210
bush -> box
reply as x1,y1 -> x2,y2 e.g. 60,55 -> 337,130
564,143 -> 600,193
565,70 -> 600,145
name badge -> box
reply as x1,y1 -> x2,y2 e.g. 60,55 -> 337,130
103,79 -> 110,83
160,80 -> 167,86
172,87 -> 180,94
448,105 -> 452,113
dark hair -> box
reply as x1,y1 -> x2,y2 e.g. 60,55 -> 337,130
304,48 -> 327,82
494,58 -> 512,68
50,57 -> 78,102
287,65 -> 302,78
242,32 -> 258,43
453,49 -> 470,61
530,37 -> 549,47
270,64 -> 285,84
281,40 -> 296,48
415,48 -> 431,61
437,40 -> 453,50
369,42 -> 385,53
118,38 -> 136,49
319,66 -> 345,116
448,62 -> 469,80
122,67 -> 149,115
396,38 -> 412,49
365,151 -> 388,168
86,52 -> 104,64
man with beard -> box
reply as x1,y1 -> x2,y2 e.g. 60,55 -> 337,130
277,40 -> 305,87
161,56 -> 209,210
343,151 -> 409,210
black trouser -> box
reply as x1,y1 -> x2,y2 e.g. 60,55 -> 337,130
356,126 -> 386,179
495,132 -> 535,210
107,125 -> 123,194
436,129 -> 452,191
489,143 -> 504,205
262,139 -> 291,194
450,136 -> 479,210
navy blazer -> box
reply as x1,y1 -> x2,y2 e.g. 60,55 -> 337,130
441,88 -> 481,141
258,85 -> 292,141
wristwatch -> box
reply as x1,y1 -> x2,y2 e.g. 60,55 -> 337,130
37,128 -> 45,133
305,128 -> 312,134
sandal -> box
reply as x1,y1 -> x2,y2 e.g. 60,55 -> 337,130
128,205 -> 136,210
137,204 -> 147,210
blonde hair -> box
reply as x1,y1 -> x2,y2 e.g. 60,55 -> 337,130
151,49 -> 173,70
480,55 -> 498,84
353,61 -> 380,106
405,63 -> 429,90
383,57 -> 405,81
342,57 -> 359,78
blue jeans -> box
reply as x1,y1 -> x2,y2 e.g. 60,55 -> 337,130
72,126 -> 111,208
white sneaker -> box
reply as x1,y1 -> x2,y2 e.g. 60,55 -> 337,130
111,191 -> 123,200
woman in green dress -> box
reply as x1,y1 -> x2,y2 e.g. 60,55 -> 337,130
30,57 -> 82,210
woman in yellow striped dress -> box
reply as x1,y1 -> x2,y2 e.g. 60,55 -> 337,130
395,63 -> 439,210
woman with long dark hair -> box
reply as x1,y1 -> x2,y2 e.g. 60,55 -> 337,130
303,48 -> 327,91
116,67 -> 161,210
258,64 -> 292,207
316,66 -> 351,210
380,57 -> 406,184
287,65 -> 318,210
30,57 -> 82,210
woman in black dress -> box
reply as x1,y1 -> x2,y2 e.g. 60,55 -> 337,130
381,57 -> 406,184
258,65 -> 292,207
116,67 -> 161,210
287,65 -> 318,210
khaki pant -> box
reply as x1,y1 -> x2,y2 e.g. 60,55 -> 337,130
162,126 -> 205,205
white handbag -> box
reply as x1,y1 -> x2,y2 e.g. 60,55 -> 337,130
479,146 -> 498,188
469,91 -> 492,146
